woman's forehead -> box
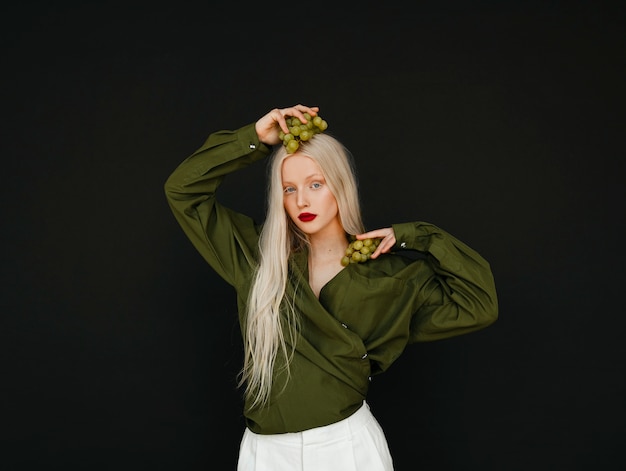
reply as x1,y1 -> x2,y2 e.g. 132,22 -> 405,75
281,154 -> 322,179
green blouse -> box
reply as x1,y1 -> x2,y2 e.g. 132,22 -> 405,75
164,123 -> 498,434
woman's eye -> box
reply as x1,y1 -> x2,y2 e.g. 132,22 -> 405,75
283,187 -> 295,194
311,182 -> 322,189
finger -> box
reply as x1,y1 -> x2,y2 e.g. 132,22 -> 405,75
370,233 -> 396,259
270,109 -> 290,134
371,239 -> 392,258
356,228 -> 391,240
285,104 -> 319,125
294,104 -> 319,116
371,242 -> 385,259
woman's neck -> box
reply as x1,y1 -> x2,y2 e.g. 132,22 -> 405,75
307,230 -> 348,298
308,230 -> 348,262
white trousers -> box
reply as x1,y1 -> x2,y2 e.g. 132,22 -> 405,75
237,401 -> 394,471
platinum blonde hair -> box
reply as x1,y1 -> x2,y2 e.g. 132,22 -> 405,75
240,133 -> 365,409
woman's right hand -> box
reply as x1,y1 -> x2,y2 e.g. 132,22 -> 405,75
255,104 -> 320,146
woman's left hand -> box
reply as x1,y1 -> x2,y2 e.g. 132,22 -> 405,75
356,228 -> 396,259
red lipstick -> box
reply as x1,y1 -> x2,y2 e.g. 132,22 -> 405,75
298,212 -> 317,222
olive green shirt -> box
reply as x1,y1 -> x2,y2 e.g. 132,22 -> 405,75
164,123 -> 498,434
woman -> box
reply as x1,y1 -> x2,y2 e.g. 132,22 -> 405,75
164,104 -> 498,470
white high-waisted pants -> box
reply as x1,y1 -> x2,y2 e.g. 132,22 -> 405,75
237,401 -> 394,470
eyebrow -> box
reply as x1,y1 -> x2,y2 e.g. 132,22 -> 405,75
282,173 -> 325,185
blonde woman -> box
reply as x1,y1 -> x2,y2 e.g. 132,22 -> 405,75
164,104 -> 498,470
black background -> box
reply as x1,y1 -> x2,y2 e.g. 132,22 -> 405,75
2,1 -> 624,470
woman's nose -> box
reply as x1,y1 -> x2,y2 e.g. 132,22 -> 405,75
296,192 -> 309,208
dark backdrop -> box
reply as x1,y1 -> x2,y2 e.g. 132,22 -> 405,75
2,1 -> 624,470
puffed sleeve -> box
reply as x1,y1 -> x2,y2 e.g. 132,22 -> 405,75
164,123 -> 271,286
392,222 -> 499,342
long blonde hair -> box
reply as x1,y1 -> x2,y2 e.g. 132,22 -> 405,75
240,133 -> 365,409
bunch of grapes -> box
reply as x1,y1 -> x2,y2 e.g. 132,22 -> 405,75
279,113 -> 329,153
341,236 -> 383,267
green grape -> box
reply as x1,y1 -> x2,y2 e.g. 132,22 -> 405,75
286,139 -> 300,153
279,112 -> 329,153
341,236 -> 383,265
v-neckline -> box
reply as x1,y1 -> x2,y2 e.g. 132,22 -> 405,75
294,250 -> 348,300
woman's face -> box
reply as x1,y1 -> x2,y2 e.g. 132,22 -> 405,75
281,153 -> 342,237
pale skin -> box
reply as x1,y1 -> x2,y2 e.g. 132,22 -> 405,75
255,104 -> 397,297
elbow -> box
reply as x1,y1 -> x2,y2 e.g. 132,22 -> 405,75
164,174 -> 183,202
455,291 -> 498,330
164,174 -> 176,197
476,293 -> 499,328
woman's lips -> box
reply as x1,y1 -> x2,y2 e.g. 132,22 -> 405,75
298,213 -> 317,222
